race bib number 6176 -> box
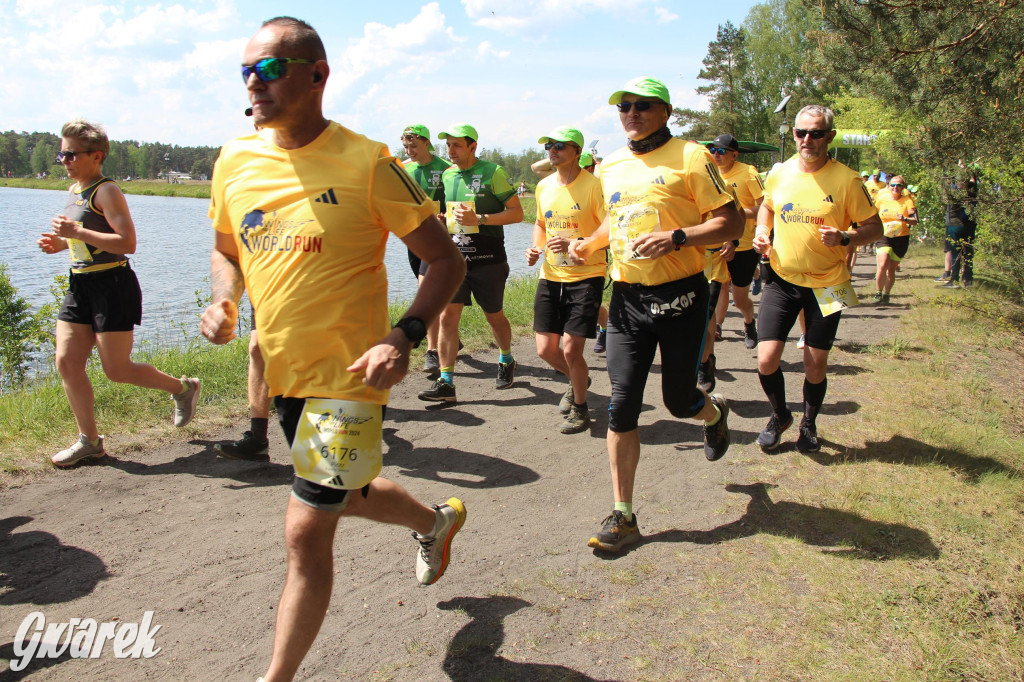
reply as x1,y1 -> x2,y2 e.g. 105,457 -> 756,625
291,399 -> 383,490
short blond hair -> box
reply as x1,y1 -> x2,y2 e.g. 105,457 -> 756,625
61,118 -> 110,162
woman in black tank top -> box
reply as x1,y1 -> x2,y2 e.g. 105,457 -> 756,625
36,118 -> 201,468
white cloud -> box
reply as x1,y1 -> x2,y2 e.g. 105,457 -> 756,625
476,40 -> 510,60
655,7 -> 679,22
461,0 -> 676,35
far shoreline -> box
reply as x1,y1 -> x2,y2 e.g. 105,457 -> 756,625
1,177 -> 212,199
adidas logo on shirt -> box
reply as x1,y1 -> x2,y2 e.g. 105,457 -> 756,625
823,194 -> 835,203
314,189 -> 339,205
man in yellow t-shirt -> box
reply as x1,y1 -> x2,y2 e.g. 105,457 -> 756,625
872,174 -> 917,304
200,18 -> 467,681
569,77 -> 743,553
752,105 -> 882,455
525,126 -> 606,435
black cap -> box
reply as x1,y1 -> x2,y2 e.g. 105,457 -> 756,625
710,133 -> 739,151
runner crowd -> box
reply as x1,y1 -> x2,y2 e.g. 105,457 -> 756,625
35,15 -> 978,681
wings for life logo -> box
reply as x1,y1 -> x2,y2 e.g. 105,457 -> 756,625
239,209 -> 322,255
778,203 -> 826,226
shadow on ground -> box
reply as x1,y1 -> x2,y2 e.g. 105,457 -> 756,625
104,442 -> 293,489
438,596 -> 618,682
0,516 -> 108,606
598,482 -> 940,561
807,434 -> 1021,482
383,429 -> 539,489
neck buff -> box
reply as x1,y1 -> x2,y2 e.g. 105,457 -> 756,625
628,126 -> 673,154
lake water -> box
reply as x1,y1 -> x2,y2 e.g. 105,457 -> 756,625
2,186 -> 539,348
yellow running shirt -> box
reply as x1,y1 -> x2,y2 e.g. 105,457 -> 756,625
865,178 -> 886,200
719,160 -> 764,251
763,158 -> 877,288
874,191 -> 916,238
210,122 -> 438,403
535,170 -> 607,283
600,138 -> 736,286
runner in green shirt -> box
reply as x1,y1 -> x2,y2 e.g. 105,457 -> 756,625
418,123 -> 525,403
401,124 -> 451,372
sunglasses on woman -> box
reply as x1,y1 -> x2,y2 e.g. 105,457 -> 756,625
241,57 -> 316,83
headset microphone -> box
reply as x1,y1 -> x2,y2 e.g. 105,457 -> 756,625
244,107 -> 253,116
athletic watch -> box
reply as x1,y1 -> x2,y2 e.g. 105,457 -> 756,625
394,317 -> 427,348
671,228 -> 687,249
840,232 -> 851,247
478,213 -> 488,226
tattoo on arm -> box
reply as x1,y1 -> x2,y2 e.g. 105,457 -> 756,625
211,251 -> 245,303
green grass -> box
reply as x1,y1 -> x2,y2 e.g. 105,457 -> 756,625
1,177 -> 211,199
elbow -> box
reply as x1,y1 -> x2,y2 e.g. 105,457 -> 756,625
511,209 -> 525,223
124,240 -> 137,254
726,213 -> 744,240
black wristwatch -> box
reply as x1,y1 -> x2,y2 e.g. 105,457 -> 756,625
671,228 -> 687,249
394,317 -> 427,348
840,232 -> 851,247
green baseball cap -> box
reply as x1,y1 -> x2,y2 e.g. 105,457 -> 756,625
538,126 -> 584,149
402,124 -> 434,151
860,171 -> 869,178
608,77 -> 671,106
579,151 -> 595,168
872,168 -> 880,176
438,123 -> 478,142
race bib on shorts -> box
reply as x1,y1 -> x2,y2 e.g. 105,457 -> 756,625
446,200 -> 478,235
545,227 -> 578,267
609,201 -> 659,262
813,280 -> 859,317
883,220 -> 903,238
290,399 -> 383,490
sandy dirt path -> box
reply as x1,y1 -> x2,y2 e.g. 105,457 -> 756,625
1,260 -> 901,681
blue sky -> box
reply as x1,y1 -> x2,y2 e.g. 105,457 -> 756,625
0,0 -> 763,158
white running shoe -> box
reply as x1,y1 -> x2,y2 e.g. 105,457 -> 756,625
51,434 -> 105,467
413,498 -> 466,585
172,377 -> 200,427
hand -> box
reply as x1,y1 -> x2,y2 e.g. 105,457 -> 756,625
629,230 -> 674,259
545,235 -> 570,254
721,240 -> 736,261
453,204 -> 479,226
37,233 -> 67,254
752,234 -> 772,256
347,329 -> 410,390
525,246 -> 543,266
200,299 -> 238,345
51,215 -> 80,240
818,226 -> 844,247
568,239 -> 589,265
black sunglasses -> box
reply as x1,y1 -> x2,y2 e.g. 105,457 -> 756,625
241,57 -> 316,83
56,150 -> 94,163
544,141 -> 574,151
616,101 -> 657,113
794,128 -> 830,140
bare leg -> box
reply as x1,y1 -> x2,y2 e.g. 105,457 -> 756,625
484,310 -> 512,352
536,332 -> 569,376
94,331 -> 184,393
438,303 -> 463,369
562,334 -> 589,401
418,274 -> 439,352
732,283 -> 755,325
608,429 -> 640,503
55,321 -> 99,440
715,282 -> 729,326
248,331 -> 270,419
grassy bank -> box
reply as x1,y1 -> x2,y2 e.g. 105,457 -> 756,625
0,274 -> 541,474
1,177 -> 211,199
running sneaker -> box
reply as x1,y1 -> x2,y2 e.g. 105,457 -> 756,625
939,280 -> 960,289
423,349 -> 440,373
697,354 -> 716,394
588,511 -> 640,552
796,418 -> 820,453
214,431 -> 270,462
495,358 -> 517,389
872,291 -> 884,304
703,394 -> 730,461
880,293 -> 890,304
51,434 -> 105,467
743,321 -> 758,350
172,377 -> 201,427
757,411 -> 794,452
558,376 -> 592,414
593,328 -> 607,354
559,403 -> 590,435
751,276 -> 762,296
414,497 -> 466,585
933,272 -> 951,282
797,334 -> 806,349
418,378 -> 457,403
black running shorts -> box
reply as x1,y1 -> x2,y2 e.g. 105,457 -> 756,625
725,249 -> 759,288
756,267 -> 843,351
532,276 -> 604,338
451,261 -> 510,313
57,263 -> 141,333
